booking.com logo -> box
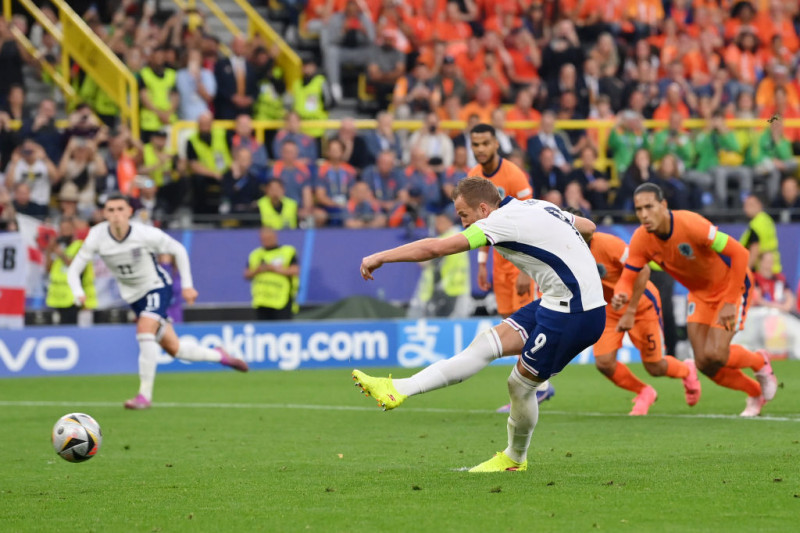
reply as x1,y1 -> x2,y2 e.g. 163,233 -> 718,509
169,324 -> 390,370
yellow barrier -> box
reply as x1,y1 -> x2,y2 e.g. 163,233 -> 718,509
232,0 -> 302,89
168,116 -> 800,186
4,0 -> 140,138
3,0 -> 75,102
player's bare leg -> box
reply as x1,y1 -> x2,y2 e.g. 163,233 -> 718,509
595,352 -> 656,415
160,323 -> 249,372
689,323 -> 774,416
643,357 -> 701,407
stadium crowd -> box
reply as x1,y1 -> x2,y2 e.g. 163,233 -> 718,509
1,1 -> 800,234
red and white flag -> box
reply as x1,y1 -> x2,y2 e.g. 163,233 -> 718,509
0,231 -> 28,329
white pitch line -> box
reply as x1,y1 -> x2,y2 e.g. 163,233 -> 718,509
0,400 -> 798,422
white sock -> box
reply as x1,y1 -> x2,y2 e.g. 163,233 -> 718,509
393,329 -> 503,397
503,366 -> 541,464
175,342 -> 223,363
136,333 -> 159,401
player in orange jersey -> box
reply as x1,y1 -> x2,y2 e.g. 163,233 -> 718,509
468,123 -> 535,318
614,183 -> 778,417
585,227 -> 701,415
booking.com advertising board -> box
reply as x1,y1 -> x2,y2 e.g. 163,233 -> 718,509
0,319 -> 641,378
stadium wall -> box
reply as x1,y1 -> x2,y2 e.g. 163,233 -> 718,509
174,224 -> 800,306
0,318 -> 641,378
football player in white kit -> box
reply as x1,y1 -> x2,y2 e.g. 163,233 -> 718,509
67,194 -> 248,410
353,176 -> 606,472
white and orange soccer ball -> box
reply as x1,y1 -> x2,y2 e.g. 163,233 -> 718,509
52,413 -> 102,463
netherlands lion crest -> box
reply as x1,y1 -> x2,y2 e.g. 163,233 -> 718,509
677,243 -> 695,259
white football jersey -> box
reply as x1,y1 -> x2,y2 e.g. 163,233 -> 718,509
473,197 -> 605,313
67,222 -> 193,304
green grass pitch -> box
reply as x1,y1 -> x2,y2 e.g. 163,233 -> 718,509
1,361 -> 798,532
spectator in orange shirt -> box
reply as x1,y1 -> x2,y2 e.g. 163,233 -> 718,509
435,3 -> 472,57
455,36 -> 485,90
755,64 -> 799,111
754,0 -> 799,54
459,83 -> 498,124
506,88 -> 541,149
724,29 -> 763,87
625,0 -> 664,39
653,82 -> 692,122
723,0 -> 757,42
505,28 -> 541,90
759,34 -> 795,72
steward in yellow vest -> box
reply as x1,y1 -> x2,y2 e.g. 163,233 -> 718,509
139,47 -> 177,139
79,75 -> 120,128
46,222 -> 97,324
140,131 -> 176,187
408,214 -> 471,318
187,113 -> 231,214
244,228 -> 300,320
258,179 -> 298,229
254,58 -> 286,121
292,60 -> 328,137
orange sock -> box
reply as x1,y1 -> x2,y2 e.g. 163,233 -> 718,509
711,367 -> 761,397
607,362 -> 647,394
664,356 -> 689,378
727,345 -> 765,371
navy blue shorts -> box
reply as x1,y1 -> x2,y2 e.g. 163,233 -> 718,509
130,286 -> 173,320
505,300 -> 606,380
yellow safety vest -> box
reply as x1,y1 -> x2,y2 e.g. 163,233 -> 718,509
139,67 -> 177,132
254,78 -> 286,121
143,142 -> 174,187
258,196 -> 298,229
418,228 -> 470,301
291,74 -> 327,137
188,129 -> 232,174
249,245 -> 297,310
79,76 -> 119,116
46,240 -> 97,309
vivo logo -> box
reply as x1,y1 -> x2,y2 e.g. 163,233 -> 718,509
0,337 -> 79,372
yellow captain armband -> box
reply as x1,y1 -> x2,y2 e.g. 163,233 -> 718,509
647,261 -> 663,272
710,231 -> 729,253
461,225 -> 488,250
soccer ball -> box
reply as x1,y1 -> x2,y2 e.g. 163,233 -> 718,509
52,413 -> 102,463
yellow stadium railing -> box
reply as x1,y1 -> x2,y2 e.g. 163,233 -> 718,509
169,117 -> 800,182
231,0 -> 302,90
3,0 -> 75,102
4,0 -> 140,138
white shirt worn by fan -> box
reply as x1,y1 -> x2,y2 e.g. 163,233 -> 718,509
66,221 -> 193,304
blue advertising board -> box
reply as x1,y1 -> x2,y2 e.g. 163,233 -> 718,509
175,224 -> 800,306
0,319 -> 643,378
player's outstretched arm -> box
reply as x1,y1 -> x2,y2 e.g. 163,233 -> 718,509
360,234 -> 471,280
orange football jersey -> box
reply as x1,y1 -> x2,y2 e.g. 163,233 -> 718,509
590,231 -> 660,319
624,210 -> 736,300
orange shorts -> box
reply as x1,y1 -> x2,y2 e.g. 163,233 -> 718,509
687,276 -> 753,331
593,314 -> 665,363
494,267 -> 534,316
